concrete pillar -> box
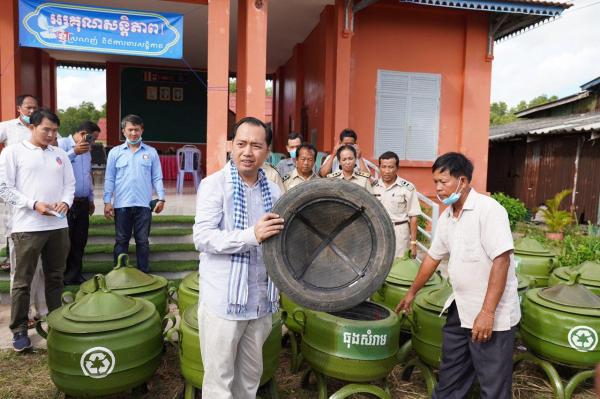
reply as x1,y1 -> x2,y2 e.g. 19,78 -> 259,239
0,0 -> 20,120
330,0 -> 352,149
206,0 -> 231,175
236,0 -> 268,121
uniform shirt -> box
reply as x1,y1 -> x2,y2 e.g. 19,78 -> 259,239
193,162 -> 282,320
0,118 -> 31,146
261,163 -> 285,193
282,168 -> 318,191
276,158 -> 295,178
0,141 -> 75,233
58,135 -> 93,201
103,142 -> 165,208
373,177 -> 421,223
428,188 -> 520,331
327,170 -> 374,194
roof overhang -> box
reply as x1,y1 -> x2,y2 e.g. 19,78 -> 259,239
490,112 -> 600,142
515,91 -> 590,118
581,76 -> 600,92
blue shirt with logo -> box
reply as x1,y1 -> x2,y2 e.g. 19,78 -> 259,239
103,142 -> 165,208
58,135 -> 93,201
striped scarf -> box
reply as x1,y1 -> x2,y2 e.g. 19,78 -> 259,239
228,161 -> 279,315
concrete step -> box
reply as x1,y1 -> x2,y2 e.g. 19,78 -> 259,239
84,251 -> 198,262
87,235 -> 193,246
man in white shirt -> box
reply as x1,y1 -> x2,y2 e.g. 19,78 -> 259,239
193,116 -> 283,398
396,152 -> 519,398
0,109 -> 75,352
0,94 -> 48,322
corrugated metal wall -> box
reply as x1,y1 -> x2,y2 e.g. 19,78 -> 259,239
488,135 -> 600,223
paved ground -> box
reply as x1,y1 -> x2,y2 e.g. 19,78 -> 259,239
0,180 -> 198,350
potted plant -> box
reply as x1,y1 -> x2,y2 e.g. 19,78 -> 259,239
540,189 -> 573,240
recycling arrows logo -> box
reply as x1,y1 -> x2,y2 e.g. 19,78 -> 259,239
80,347 -> 116,379
568,326 -> 598,352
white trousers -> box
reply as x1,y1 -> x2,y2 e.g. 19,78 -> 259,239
394,223 -> 411,258
9,237 -> 47,319
198,302 -> 272,399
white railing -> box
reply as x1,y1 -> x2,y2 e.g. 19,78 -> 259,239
416,192 -> 440,259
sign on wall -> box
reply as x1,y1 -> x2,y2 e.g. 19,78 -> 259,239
19,0 -> 183,59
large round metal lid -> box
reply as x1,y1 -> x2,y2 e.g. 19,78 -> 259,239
263,179 -> 396,312
553,261 -> 600,288
514,237 -> 554,257
48,275 -> 156,333
415,279 -> 453,313
530,273 -> 600,316
517,273 -> 531,290
181,271 -> 199,292
182,302 -> 199,331
386,256 -> 442,287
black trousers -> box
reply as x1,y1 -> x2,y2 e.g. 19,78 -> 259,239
432,302 -> 516,399
64,199 -> 90,283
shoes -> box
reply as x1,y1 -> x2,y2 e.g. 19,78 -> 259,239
12,331 -> 32,352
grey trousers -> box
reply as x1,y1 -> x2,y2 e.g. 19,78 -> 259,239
9,237 -> 47,319
432,302 -> 516,399
198,302 -> 272,399
9,229 -> 70,334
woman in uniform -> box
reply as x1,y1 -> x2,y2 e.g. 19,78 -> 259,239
327,145 -> 373,194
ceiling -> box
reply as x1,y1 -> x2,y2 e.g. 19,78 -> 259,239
41,0 -> 334,73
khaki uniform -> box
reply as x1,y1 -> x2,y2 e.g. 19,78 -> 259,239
327,170 -> 374,194
373,177 -> 421,257
282,168 -> 318,191
261,163 -> 285,193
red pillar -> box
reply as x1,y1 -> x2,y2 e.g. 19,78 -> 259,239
105,62 -> 121,147
0,0 -> 20,120
236,0 -> 268,121
330,0 -> 352,150
206,0 -> 231,175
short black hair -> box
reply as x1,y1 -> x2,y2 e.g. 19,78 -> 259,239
30,108 -> 60,127
339,128 -> 357,142
297,143 -> 317,159
16,94 -> 38,107
288,132 -> 303,142
336,144 -> 357,161
432,152 -> 474,181
77,121 -> 101,135
379,151 -> 400,167
121,114 -> 144,129
231,116 -> 272,146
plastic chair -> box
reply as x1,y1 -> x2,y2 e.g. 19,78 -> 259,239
176,145 -> 202,193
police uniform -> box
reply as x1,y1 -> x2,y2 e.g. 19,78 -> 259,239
276,158 -> 295,178
282,168 -> 318,191
373,177 -> 421,257
327,170 -> 374,194
261,163 -> 285,192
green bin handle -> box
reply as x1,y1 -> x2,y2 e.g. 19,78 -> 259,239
61,290 -> 75,305
292,309 -> 306,333
113,253 -> 130,270
162,313 -> 177,334
167,283 -> 178,306
35,318 -> 48,340
164,327 -> 180,348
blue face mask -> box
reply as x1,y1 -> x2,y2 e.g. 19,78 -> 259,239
127,137 -> 142,145
289,149 -> 297,159
437,179 -> 464,206
21,114 -> 30,124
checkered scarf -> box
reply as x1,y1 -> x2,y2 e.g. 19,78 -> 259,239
228,161 -> 279,315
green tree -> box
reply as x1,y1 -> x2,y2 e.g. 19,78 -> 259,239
490,94 -> 558,126
57,101 -> 104,137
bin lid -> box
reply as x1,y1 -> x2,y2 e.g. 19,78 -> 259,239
263,178 -> 395,312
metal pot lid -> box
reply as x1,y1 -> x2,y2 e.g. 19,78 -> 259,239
105,254 -> 159,290
535,272 -> 600,313
63,275 -> 144,323
420,279 -> 453,312
517,273 -> 531,290
182,302 -> 199,331
263,179 -> 396,313
181,271 -> 199,292
386,256 -> 442,287
553,261 -> 600,287
514,237 -> 554,257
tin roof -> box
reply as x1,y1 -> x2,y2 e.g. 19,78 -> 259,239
489,112 -> 600,142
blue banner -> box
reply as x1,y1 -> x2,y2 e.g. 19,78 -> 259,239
19,0 -> 183,59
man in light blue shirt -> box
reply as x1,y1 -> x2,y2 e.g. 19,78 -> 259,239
58,121 -> 100,285
103,115 -> 165,272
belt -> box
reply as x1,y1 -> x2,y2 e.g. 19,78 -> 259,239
394,220 -> 408,226
73,197 -> 90,203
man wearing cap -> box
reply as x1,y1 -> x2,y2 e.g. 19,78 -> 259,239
396,152 -> 520,399
372,151 -> 421,258
282,143 -> 319,191
103,114 -> 165,273
193,116 -> 284,398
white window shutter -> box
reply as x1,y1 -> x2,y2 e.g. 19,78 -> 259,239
374,70 -> 440,161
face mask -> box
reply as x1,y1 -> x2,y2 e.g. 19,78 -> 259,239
127,137 -> 142,145
289,149 -> 297,159
437,179 -> 463,206
21,114 -> 30,124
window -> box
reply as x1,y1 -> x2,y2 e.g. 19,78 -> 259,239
374,70 -> 441,161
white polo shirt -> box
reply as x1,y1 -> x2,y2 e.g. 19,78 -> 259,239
0,141 -> 75,233
428,188 -> 520,331
0,118 -> 31,146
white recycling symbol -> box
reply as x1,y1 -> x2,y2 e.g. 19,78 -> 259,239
568,326 -> 598,352
80,347 -> 116,379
